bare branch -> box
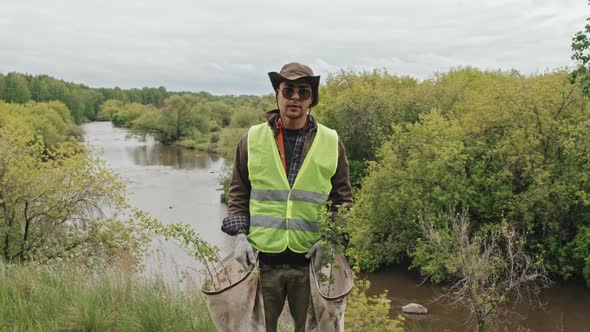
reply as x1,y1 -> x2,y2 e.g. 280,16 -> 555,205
418,210 -> 552,331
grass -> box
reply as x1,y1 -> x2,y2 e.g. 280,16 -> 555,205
0,262 -> 299,332
0,262 -> 216,331
0,261 -> 403,331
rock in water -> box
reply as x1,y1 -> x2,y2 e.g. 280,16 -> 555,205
402,303 -> 428,314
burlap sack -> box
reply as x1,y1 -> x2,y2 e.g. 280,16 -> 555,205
201,255 -> 265,332
306,250 -> 354,332
202,250 -> 353,332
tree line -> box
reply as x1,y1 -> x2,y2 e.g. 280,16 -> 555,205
95,92 -> 275,154
2,65 -> 589,287
0,72 -> 276,155
0,72 -> 168,124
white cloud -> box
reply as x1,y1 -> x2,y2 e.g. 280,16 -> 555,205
0,0 -> 588,94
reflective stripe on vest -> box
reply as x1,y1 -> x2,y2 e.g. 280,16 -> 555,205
247,122 -> 338,253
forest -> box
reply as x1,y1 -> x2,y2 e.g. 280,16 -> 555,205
2,63 -> 589,286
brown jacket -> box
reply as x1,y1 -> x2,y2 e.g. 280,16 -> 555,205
222,110 -> 353,235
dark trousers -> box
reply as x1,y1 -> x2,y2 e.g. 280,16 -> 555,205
260,264 -> 310,332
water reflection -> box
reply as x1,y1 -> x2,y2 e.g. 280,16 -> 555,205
368,266 -> 590,331
82,121 -> 233,283
128,143 -> 222,169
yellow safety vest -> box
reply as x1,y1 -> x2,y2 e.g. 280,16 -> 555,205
247,122 -> 338,253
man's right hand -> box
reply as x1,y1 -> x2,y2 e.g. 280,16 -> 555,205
234,234 -> 256,270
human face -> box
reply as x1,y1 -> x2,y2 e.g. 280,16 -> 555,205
276,80 -> 313,128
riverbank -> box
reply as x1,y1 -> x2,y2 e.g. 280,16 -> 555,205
82,121 -> 590,332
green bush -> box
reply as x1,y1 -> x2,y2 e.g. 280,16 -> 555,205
348,69 -> 590,284
345,276 -> 405,331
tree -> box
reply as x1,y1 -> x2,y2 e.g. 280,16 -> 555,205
348,108 -> 468,270
571,17 -> 590,97
3,72 -> 31,103
111,103 -> 152,128
315,70 -> 419,162
0,126 -> 147,267
203,101 -> 232,127
63,88 -> 84,124
29,76 -> 50,102
47,79 -> 68,102
314,70 -> 426,187
230,107 -> 262,128
96,99 -> 124,121
82,90 -> 104,120
0,100 -> 82,148
415,210 -> 551,332
0,74 -> 5,100
348,69 -> 590,284
132,95 -> 208,144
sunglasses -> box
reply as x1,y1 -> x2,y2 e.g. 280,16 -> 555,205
280,87 -> 312,101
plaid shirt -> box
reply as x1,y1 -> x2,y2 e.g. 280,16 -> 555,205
274,114 -> 314,187
221,114 -> 314,235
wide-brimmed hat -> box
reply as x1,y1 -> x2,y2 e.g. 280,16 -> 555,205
268,62 -> 320,107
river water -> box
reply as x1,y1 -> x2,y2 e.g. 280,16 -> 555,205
82,121 -> 590,332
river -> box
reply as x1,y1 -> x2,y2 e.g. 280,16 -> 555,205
82,121 -> 590,332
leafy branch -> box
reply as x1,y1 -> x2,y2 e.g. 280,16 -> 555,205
129,207 -> 230,290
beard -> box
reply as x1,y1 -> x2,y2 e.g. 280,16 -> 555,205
284,110 -> 306,119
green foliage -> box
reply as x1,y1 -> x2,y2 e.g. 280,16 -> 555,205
571,225 -> 590,286
0,122 -> 148,267
210,133 -> 220,143
218,128 -> 248,160
410,217 -> 458,283
0,71 -> 273,155
3,72 -> 31,103
0,72 -> 168,124
315,203 -> 405,331
111,102 -> 155,128
130,209 -> 226,288
349,69 -> 590,284
0,263 -> 216,331
231,107 -> 263,128
313,70 -> 429,193
131,95 -> 208,143
345,277 -> 405,332
203,101 -> 233,127
315,70 -> 423,163
572,17 -> 590,97
124,86 -> 168,106
96,99 -> 124,121
0,101 -> 81,148
348,159 -> 368,189
0,74 -> 5,100
109,93 -> 266,153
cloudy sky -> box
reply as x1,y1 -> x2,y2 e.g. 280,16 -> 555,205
1,0 -> 588,95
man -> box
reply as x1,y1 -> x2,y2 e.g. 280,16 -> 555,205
221,62 -> 353,332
